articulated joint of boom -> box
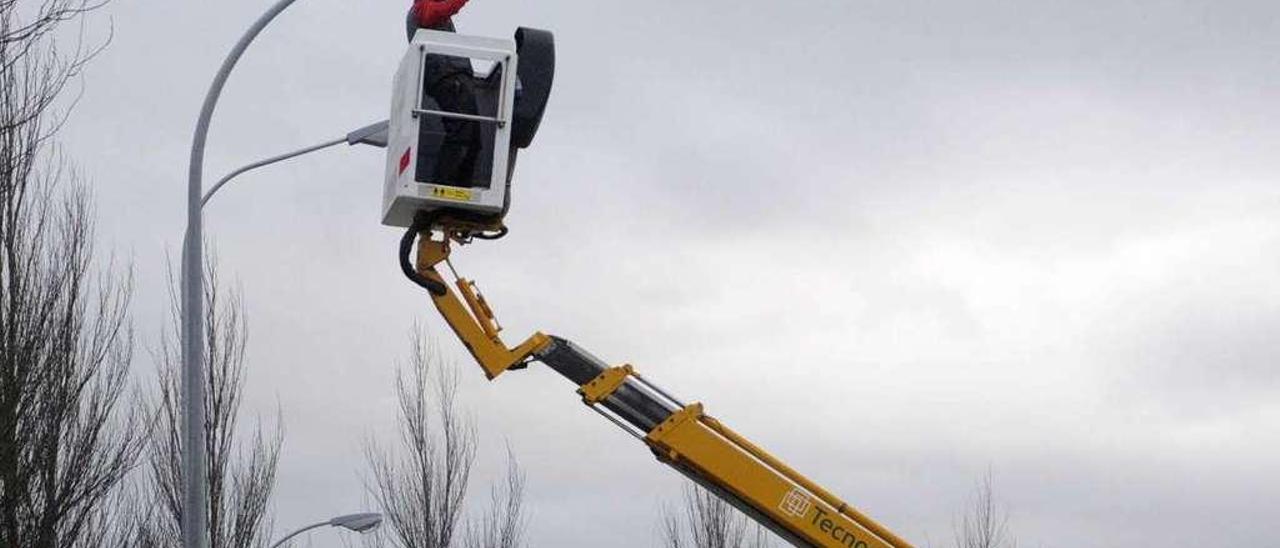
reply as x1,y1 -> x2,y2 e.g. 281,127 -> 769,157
414,228 -> 550,379
578,364 -> 635,404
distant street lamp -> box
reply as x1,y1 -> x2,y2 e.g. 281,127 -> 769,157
270,512 -> 384,548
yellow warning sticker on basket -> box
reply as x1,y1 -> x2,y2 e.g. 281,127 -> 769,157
429,186 -> 473,202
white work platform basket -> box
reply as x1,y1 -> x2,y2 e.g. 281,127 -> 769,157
383,30 -> 518,228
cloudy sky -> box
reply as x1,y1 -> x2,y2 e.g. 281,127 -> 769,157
61,0 -> 1278,546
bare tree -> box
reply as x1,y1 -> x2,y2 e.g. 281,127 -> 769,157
125,260 -> 282,548
461,449 -> 525,548
953,472 -> 1015,548
362,332 -> 526,548
661,484 -> 774,548
0,0 -> 143,546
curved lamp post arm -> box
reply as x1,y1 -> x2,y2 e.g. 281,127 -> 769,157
269,521 -> 329,548
201,120 -> 388,208
183,1 -> 302,547
269,513 -> 383,548
202,137 -> 345,207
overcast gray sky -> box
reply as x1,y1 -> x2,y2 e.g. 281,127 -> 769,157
62,0 -> 1278,546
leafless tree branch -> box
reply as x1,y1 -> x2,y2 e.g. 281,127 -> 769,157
661,484 -> 774,548
123,258 -> 282,548
361,331 -> 526,548
0,0 -> 140,545
462,448 -> 525,548
953,471 -> 1016,548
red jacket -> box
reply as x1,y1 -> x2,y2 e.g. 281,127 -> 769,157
411,0 -> 468,30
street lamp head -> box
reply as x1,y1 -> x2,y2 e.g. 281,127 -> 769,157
346,120 -> 390,148
328,512 -> 383,533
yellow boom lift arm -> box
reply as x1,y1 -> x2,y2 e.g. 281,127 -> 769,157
410,225 -> 914,548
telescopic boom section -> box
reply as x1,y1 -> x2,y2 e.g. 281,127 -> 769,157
414,233 -> 913,548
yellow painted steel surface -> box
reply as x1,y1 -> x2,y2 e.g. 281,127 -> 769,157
415,235 -> 549,379
457,278 -> 501,339
646,405 -> 913,548
578,365 -> 634,404
416,230 -> 913,547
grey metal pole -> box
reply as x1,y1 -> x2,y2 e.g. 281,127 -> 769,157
183,1 -> 301,547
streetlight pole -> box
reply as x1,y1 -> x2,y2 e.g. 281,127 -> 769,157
184,1 -> 302,546
178,122 -> 385,547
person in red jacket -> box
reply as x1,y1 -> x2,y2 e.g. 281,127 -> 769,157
407,0 -> 466,35
408,0 -> 481,186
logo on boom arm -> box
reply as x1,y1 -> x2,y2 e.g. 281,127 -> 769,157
780,488 -> 812,518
